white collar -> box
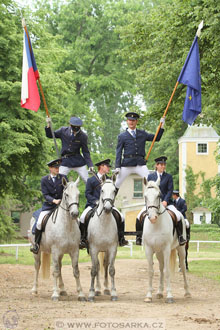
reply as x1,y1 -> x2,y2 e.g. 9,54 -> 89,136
128,128 -> 137,134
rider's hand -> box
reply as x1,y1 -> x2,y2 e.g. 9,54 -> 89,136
46,116 -> 51,127
89,167 -> 94,173
160,117 -> 165,128
114,168 -> 121,175
53,199 -> 61,205
162,201 -> 167,207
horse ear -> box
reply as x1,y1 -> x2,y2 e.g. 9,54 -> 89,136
62,177 -> 68,187
75,176 -> 80,186
144,177 -> 148,186
112,173 -> 117,184
101,174 -> 106,183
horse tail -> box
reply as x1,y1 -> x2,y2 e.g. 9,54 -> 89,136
169,248 -> 177,277
98,252 -> 105,275
41,252 -> 51,279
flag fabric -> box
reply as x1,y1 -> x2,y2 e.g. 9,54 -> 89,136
21,29 -> 40,112
178,36 -> 201,125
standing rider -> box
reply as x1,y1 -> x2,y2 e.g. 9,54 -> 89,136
30,159 -> 68,254
136,156 -> 187,246
79,158 -> 128,249
115,112 -> 165,190
45,116 -> 93,183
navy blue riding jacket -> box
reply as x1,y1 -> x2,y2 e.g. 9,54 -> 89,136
85,175 -> 102,208
173,197 -> 187,218
148,171 -> 173,205
45,126 -> 93,168
115,128 -> 164,168
41,174 -> 68,211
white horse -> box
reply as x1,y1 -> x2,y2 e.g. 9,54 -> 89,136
142,178 -> 191,303
87,175 -> 118,302
28,178 -> 86,301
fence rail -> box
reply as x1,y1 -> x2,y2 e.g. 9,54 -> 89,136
0,240 -> 220,260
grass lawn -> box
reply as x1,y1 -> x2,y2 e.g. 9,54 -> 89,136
1,225 -> 220,284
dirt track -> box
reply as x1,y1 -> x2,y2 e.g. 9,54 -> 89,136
0,259 -> 220,330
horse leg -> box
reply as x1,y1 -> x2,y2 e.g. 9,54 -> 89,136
103,251 -> 110,295
144,246 -> 154,303
31,252 -> 41,295
108,248 -> 118,301
156,251 -> 164,299
57,254 -> 67,296
51,250 -> 61,301
88,248 -> 99,302
69,250 -> 86,301
95,256 -> 101,296
176,245 -> 191,298
163,246 -> 174,303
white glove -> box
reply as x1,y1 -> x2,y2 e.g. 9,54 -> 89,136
89,167 -> 94,173
114,168 -> 121,175
160,117 -> 165,128
46,116 -> 52,125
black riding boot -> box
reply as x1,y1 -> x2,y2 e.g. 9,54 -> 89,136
79,222 -> 88,250
30,228 -> 42,254
136,218 -> 143,245
118,221 -> 128,247
176,220 -> 187,246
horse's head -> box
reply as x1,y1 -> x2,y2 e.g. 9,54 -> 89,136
62,177 -> 80,218
143,177 -> 161,224
99,174 -> 117,214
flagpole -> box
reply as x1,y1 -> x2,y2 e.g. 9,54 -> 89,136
145,21 -> 204,161
145,81 -> 179,161
22,18 -> 61,158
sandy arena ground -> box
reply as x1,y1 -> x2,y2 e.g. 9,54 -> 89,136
0,258 -> 220,330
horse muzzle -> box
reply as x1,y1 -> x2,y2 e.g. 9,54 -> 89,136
149,216 -> 157,224
103,200 -> 113,213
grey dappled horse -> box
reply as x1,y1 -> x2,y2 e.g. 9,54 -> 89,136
87,175 -> 118,302
28,178 -> 86,301
142,178 -> 191,303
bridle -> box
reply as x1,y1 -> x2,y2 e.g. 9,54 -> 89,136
59,185 -> 79,212
96,182 -> 116,217
145,186 -> 166,216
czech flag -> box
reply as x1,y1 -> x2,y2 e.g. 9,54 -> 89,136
21,29 -> 40,112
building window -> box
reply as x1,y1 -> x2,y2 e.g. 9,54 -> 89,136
197,143 -> 208,154
133,179 -> 143,198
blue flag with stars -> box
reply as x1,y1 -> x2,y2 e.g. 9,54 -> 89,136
178,36 -> 201,125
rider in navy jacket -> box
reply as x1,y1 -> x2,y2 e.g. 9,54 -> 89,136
173,190 -> 187,218
85,175 -> 102,208
148,171 -> 173,206
45,116 -> 93,183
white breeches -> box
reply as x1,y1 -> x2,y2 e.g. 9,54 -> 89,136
59,165 -> 88,183
115,165 -> 149,188
36,210 -> 50,230
185,218 -> 190,228
137,204 -> 182,221
79,206 -> 124,223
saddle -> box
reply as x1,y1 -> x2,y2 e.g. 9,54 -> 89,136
84,206 -> 97,227
32,208 -> 57,235
41,209 -> 56,232
167,209 -> 177,235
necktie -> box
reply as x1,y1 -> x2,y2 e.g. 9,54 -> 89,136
131,130 -> 136,138
52,176 -> 57,183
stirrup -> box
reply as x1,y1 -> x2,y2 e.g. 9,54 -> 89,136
119,238 -> 128,247
30,243 -> 40,254
79,239 -> 88,250
136,237 -> 142,246
178,236 -> 187,246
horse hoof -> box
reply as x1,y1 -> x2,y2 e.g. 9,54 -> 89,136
60,291 -> 68,296
111,296 -> 118,301
51,296 -> 59,301
184,293 -> 192,298
88,297 -> 94,302
144,297 -> 152,303
166,297 -> 174,304
156,293 -> 163,299
95,291 -> 101,296
78,296 -> 87,302
104,289 -> 111,295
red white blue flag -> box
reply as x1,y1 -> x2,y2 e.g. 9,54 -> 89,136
21,29 -> 40,112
